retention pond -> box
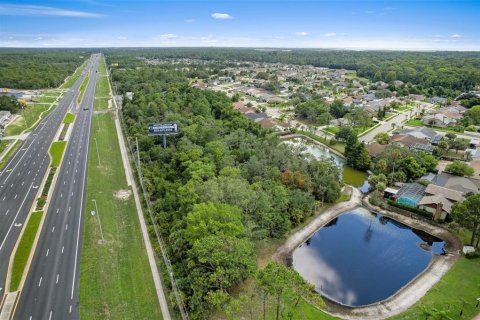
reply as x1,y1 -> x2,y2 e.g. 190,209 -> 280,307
292,208 -> 445,307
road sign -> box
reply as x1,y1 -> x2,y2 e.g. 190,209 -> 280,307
148,123 -> 179,136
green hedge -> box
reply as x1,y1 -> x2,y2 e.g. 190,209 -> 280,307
387,199 -> 433,219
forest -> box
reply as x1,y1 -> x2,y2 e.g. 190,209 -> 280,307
105,48 -> 480,98
0,49 -> 86,89
112,62 -> 341,318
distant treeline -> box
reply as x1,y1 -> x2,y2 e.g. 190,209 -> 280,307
0,49 -> 86,89
104,48 -> 480,98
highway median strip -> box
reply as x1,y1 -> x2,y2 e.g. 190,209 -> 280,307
49,141 -> 67,168
77,72 -> 90,105
63,112 -> 76,124
9,211 -> 43,292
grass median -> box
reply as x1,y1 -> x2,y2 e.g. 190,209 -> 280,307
10,211 -> 43,291
0,140 -> 21,170
49,141 -> 67,168
79,111 -> 162,319
63,112 -> 76,124
77,72 -> 90,104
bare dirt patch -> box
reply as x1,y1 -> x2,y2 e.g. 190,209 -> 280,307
113,189 -> 132,201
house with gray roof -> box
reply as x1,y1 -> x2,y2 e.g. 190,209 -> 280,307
402,126 -> 439,141
432,172 -> 480,196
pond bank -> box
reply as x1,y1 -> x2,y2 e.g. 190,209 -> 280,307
279,133 -> 346,159
273,188 -> 462,320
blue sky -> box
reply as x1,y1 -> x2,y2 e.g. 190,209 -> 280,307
0,0 -> 479,50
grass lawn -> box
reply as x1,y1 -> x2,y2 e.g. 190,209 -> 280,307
390,257 -> 480,320
49,141 -> 67,167
0,140 -> 21,170
79,113 -> 162,319
0,140 -> 10,155
324,126 -> 340,134
94,98 -> 109,110
406,119 -> 424,127
95,75 -> 110,97
63,112 -> 76,124
33,96 -> 57,104
10,211 -> 43,291
61,60 -> 87,89
5,104 -> 52,136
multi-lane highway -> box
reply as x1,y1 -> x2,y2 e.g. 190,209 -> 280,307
0,57 -> 92,307
13,54 -> 100,320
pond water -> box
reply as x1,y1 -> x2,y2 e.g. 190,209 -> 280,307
292,208 -> 445,306
284,138 -> 369,189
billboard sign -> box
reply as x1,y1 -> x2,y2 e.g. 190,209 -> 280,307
148,123 -> 180,135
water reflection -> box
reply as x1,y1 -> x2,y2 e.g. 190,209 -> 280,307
284,138 -> 369,189
292,208 -> 445,306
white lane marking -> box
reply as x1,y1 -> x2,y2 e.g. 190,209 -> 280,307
48,311 -> 52,320
62,246 -> 64,254
56,274 -> 59,284
46,249 -> 49,256
0,182 -> 34,251
38,277 -> 42,287
65,224 -> 68,231
52,226 -> 55,233
72,87 -> 93,300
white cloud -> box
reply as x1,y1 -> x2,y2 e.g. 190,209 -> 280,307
185,18 -> 195,23
451,34 -> 462,38
324,32 -> 336,37
116,36 -> 127,40
211,13 -> 233,20
0,4 -> 103,18
295,31 -> 309,36
159,33 -> 177,40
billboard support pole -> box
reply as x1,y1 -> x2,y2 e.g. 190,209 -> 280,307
163,134 -> 167,149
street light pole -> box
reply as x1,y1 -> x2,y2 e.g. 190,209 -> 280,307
92,199 -> 105,242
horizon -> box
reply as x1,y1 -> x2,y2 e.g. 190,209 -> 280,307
1,0 -> 480,50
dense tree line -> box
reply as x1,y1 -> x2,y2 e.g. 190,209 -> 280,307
0,95 -> 21,113
112,62 -> 341,317
0,49 -> 86,89
105,48 -> 480,98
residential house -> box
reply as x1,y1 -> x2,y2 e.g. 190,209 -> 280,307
0,111 -> 12,127
401,126 -> 439,141
432,172 -> 480,196
330,118 -> 350,126
438,105 -> 466,114
366,143 -> 387,158
408,94 -> 426,101
232,101 -> 245,110
421,112 -> 462,127
391,134 -> 432,150
394,183 -> 427,207
430,96 -> 448,105
418,184 -> 464,221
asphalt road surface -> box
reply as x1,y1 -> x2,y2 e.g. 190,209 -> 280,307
13,54 -> 100,320
0,57 -> 91,307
